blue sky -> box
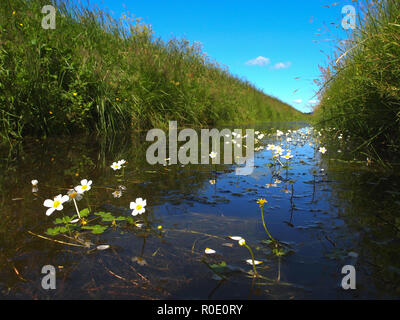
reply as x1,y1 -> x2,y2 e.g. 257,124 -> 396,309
89,0 -> 357,113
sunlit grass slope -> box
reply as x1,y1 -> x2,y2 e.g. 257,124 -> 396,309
0,0 -> 304,140
315,0 -> 400,164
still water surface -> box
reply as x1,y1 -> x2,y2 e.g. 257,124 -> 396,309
0,122 -> 399,299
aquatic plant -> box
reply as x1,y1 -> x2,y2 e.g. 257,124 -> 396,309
43,194 -> 69,216
237,238 -> 259,277
75,179 -> 92,194
257,198 -> 276,243
130,198 -> 147,216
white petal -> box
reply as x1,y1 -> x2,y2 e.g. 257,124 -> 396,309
46,207 -> 55,216
56,204 -> 64,211
130,202 -> 136,209
97,245 -> 110,250
81,179 -> 88,185
131,210 -> 139,216
61,195 -> 69,203
44,199 -> 53,208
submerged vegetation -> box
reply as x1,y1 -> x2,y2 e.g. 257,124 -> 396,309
1,123 -> 399,298
0,0 -> 303,141
315,0 -> 400,166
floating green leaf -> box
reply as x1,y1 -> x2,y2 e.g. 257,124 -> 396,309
82,225 -> 108,234
80,208 -> 90,217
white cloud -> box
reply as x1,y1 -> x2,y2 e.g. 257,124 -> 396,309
293,99 -> 303,104
271,62 -> 292,69
308,99 -> 318,104
245,56 -> 271,66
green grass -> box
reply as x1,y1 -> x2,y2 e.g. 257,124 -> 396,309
315,0 -> 400,166
0,0 -> 304,141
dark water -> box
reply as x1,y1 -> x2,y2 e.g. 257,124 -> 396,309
0,123 -> 399,299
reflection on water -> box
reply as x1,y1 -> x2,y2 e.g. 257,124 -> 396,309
0,123 -> 399,299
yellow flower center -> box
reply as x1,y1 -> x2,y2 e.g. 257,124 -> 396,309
82,185 -> 87,190
53,201 -> 61,208
69,192 -> 77,199
136,204 -> 142,211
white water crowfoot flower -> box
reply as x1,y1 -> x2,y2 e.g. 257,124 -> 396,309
67,189 -> 83,202
282,153 -> 294,160
266,183 -> 277,188
246,259 -> 262,265
209,151 -> 217,159
276,130 -> 284,137
111,162 -> 121,171
75,179 -> 92,194
117,159 -> 126,166
44,194 -> 69,216
111,159 -> 127,171
112,190 -> 122,198
31,180 -> 39,193
130,198 -> 147,216
205,248 -> 216,254
228,236 -> 243,241
319,147 -> 327,154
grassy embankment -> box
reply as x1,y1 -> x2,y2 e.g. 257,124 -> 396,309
315,0 -> 400,166
0,0 -> 304,141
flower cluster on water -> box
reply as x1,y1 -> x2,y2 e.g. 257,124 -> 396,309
41,159 -> 148,240
111,159 -> 126,171
36,126 -> 338,285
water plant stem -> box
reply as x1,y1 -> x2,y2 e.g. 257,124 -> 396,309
260,206 -> 276,242
245,244 -> 259,277
73,198 -> 81,219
